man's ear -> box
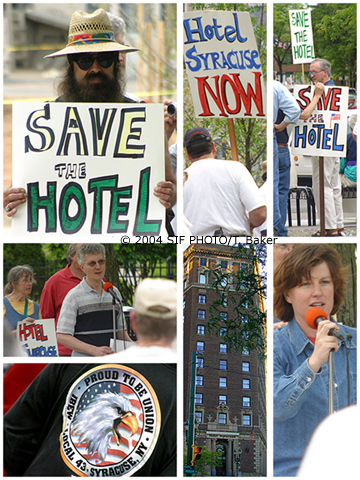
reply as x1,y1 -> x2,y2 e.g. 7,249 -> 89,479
130,310 -> 137,332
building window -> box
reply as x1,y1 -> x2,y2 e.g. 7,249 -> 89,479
243,379 -> 250,389
199,273 -> 206,284
197,357 -> 204,368
195,411 -> 203,423
220,312 -> 228,321
242,362 -> 250,372
196,375 -> 203,386
195,393 -> 203,404
198,309 -> 206,319
219,395 -> 227,405
220,327 -> 227,337
221,294 -> 228,307
243,414 -> 251,426
197,325 -> 205,335
220,261 -> 228,269
200,258 -> 207,267
218,413 -> 227,424
198,294 -> 206,304
183,300 -> 185,309
242,347 -> 250,355
219,360 -> 227,370
220,343 -> 228,353
220,277 -> 228,287
219,377 -> 227,388
243,396 -> 251,408
197,341 -> 205,352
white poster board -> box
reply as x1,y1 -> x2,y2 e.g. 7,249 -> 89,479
291,85 -> 349,157
289,9 -> 315,64
12,102 -> 166,239
183,10 -> 266,118
17,318 -> 59,357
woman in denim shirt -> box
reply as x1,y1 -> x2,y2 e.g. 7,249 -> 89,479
273,244 -> 357,477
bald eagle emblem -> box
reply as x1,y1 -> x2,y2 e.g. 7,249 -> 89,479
60,365 -> 161,477
72,392 -> 139,461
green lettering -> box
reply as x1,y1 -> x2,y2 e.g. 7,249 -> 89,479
59,182 -> 86,234
27,181 -> 57,232
133,167 -> 162,235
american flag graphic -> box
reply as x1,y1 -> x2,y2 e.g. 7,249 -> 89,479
330,113 -> 341,127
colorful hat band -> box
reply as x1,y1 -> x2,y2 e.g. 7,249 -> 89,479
68,32 -> 116,47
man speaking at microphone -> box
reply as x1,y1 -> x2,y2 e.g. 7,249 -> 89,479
57,243 -> 132,356
273,244 -> 356,477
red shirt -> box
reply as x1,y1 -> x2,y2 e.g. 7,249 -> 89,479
40,264 -> 82,355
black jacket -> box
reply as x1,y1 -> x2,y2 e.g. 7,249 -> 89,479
4,363 -> 176,476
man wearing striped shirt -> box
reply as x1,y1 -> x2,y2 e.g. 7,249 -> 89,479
57,243 -> 132,356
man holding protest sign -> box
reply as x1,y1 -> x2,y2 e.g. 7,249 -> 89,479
57,243 -> 132,356
183,127 -> 266,237
309,58 -> 344,236
4,8 -> 176,235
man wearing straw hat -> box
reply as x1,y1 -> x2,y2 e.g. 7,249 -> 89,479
4,9 -> 176,222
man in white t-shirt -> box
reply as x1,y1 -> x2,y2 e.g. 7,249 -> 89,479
107,278 -> 177,361
183,127 -> 266,236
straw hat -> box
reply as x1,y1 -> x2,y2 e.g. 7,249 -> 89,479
45,9 -> 139,58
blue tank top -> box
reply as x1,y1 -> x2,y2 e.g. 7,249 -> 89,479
4,297 -> 40,329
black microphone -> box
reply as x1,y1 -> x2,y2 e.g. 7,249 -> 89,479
103,282 -> 121,303
305,307 -> 343,340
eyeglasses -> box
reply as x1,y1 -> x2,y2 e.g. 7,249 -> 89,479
72,53 -> 117,70
86,259 -> 106,268
309,70 -> 324,76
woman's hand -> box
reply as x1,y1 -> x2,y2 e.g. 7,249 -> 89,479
308,319 -> 340,373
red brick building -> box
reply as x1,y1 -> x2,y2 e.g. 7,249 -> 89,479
183,245 -> 266,476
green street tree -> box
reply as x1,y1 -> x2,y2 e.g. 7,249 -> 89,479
207,244 -> 267,358
311,3 -> 356,86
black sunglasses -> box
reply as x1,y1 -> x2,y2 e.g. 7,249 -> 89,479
71,53 -> 117,70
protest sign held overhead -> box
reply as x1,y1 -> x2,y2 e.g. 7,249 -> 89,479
289,9 -> 315,64
12,102 -> 166,238
183,10 -> 266,118
17,318 -> 58,357
291,85 -> 349,157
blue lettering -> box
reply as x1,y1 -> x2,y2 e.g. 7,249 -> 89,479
308,129 -> 316,146
294,126 -> 307,148
185,45 -> 202,72
204,24 -> 214,40
183,17 -> 206,43
322,129 -> 332,149
332,123 -> 345,152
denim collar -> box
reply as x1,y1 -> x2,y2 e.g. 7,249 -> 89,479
287,318 -> 314,356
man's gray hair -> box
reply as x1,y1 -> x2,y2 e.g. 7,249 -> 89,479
78,244 -> 106,265
66,244 -> 79,264
107,12 -> 126,40
313,58 -> 331,78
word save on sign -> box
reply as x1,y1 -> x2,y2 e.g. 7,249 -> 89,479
12,102 -> 166,238
183,10 -> 266,118
291,85 -> 349,157
289,9 -> 315,64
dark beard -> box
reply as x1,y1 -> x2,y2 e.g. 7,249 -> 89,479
57,62 -> 126,103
